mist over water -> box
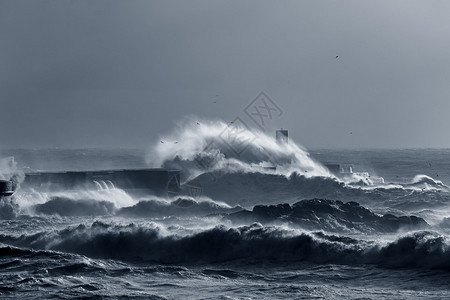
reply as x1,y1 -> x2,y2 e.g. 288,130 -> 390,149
1,121 -> 450,299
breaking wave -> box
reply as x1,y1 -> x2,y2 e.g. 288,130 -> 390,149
6,118 -> 449,222
146,116 -> 331,181
180,170 -> 450,212
13,189 -> 135,217
405,174 -> 450,190
0,222 -> 448,270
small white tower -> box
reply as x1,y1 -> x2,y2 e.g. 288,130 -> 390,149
276,129 -> 288,145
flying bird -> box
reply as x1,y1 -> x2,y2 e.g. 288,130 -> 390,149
160,141 -> 164,144
336,55 -> 339,59
174,142 -> 178,144
196,122 -> 200,125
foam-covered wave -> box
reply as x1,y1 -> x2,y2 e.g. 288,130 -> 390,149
25,191 -> 238,217
0,222 -> 448,270
405,175 -> 450,190
10,171 -> 450,227
19,191 -> 433,235
182,170 -> 450,214
147,116 -> 330,181
15,189 -> 135,216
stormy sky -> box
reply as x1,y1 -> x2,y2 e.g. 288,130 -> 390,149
1,0 -> 450,149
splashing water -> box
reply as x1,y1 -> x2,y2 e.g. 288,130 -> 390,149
0,156 -> 24,190
146,117 -> 331,182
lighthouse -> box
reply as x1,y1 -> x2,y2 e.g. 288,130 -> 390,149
276,129 -> 288,145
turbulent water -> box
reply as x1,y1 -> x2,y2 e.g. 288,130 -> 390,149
1,122 -> 450,299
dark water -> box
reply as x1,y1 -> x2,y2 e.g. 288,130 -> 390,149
1,148 -> 449,299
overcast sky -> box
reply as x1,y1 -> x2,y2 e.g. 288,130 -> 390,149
1,0 -> 450,149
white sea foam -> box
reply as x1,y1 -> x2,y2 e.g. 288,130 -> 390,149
146,116 -> 331,181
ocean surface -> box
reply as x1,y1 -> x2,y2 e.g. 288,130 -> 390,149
1,133 -> 450,299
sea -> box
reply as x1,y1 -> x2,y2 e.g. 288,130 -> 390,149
0,122 -> 449,299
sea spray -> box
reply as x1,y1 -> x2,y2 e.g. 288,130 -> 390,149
146,116 -> 331,182
0,156 -> 24,190
0,157 -> 23,219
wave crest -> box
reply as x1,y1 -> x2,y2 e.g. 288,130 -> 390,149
146,117 -> 330,181
1,222 -> 448,269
